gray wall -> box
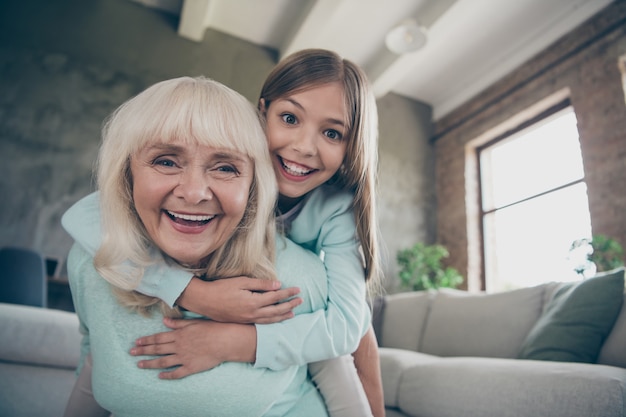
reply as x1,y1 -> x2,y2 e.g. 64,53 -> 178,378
0,0 -> 435,290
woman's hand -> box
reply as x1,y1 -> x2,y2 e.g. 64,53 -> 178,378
130,318 -> 257,379
176,277 -> 302,323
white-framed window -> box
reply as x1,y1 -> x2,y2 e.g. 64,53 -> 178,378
478,101 -> 592,292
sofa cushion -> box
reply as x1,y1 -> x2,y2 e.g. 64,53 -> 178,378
395,357 -> 626,417
420,285 -> 545,358
518,267 -> 625,363
379,291 -> 433,351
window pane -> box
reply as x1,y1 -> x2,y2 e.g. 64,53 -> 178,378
483,183 -> 592,292
481,108 -> 584,210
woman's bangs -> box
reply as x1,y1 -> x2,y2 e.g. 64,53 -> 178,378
129,78 -> 264,161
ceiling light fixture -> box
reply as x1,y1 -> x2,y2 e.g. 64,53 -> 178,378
385,19 -> 427,55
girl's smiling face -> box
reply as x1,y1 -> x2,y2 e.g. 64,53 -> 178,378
262,82 -> 348,211
130,139 -> 253,268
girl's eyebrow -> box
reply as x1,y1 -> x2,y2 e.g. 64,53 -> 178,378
284,97 -> 346,128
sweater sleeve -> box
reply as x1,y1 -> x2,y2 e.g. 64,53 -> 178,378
66,243 -> 92,375
255,186 -> 371,370
61,192 -> 192,307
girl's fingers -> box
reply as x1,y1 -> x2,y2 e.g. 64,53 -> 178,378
240,278 -> 282,292
162,317 -> 200,329
134,331 -> 173,347
137,354 -> 180,370
131,340 -> 174,356
262,296 -> 302,316
254,312 -> 296,324
259,287 -> 301,305
159,367 -> 193,380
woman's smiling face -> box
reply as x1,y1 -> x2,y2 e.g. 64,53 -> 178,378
130,139 -> 253,268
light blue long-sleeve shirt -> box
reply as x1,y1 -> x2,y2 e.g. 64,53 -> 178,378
67,239 -> 329,416
61,186 -> 370,370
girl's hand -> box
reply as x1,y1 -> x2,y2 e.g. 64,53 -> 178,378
130,318 -> 256,379
176,277 -> 302,324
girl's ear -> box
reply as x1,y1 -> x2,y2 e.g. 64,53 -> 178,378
258,98 -> 267,115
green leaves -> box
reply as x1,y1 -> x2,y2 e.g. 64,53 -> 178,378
589,235 -> 625,272
397,243 -> 463,291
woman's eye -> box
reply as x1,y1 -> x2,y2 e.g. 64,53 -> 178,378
281,113 -> 297,125
216,165 -> 238,174
325,129 -> 343,141
153,157 -> 176,167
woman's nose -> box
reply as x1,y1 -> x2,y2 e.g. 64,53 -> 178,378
174,169 -> 213,204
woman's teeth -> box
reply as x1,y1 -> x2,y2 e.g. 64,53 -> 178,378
167,211 -> 214,223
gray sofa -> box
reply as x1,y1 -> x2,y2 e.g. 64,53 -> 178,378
0,302 -> 81,417
1,269 -> 624,417
376,268 -> 626,417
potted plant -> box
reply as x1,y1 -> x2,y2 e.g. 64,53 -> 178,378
569,234 -> 625,277
397,243 -> 463,291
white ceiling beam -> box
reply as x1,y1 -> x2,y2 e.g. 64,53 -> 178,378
280,0 -> 346,59
178,0 -> 211,41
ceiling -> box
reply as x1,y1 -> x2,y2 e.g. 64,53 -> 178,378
133,0 -> 613,121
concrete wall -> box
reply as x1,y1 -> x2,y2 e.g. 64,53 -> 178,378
377,93 -> 436,290
0,0 -> 435,290
433,1 -> 626,290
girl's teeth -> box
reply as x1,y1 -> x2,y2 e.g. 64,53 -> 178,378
167,211 -> 214,222
282,159 -> 313,176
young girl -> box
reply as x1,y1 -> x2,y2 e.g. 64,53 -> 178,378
63,49 -> 384,417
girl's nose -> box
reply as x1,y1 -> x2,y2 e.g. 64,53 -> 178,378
174,169 -> 213,204
292,129 -> 317,157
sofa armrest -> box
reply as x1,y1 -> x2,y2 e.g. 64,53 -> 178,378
379,347 -> 439,409
0,303 -> 81,369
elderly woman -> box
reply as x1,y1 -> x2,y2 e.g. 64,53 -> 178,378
64,76 -> 329,416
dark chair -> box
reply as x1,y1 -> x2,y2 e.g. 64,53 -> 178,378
0,246 -> 47,307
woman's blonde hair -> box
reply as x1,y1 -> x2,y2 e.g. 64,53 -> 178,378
94,76 -> 278,315
260,49 -> 382,292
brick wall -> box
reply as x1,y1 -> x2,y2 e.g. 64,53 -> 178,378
433,0 -> 626,290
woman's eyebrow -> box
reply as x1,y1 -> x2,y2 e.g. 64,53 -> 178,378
144,143 -> 184,153
211,150 -> 249,163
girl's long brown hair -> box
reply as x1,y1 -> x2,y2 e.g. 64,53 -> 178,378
260,49 -> 381,292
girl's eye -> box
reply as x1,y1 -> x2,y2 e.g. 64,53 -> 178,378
324,129 -> 343,141
281,113 -> 297,125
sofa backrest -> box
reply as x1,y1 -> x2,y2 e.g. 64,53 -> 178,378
377,282 -> 626,367
377,290 -> 434,352
418,286 -> 547,358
